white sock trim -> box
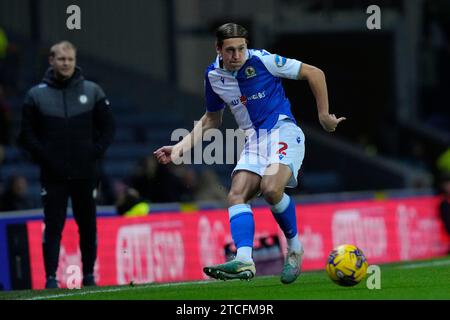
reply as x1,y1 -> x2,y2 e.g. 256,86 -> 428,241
271,193 -> 290,213
228,203 -> 252,220
287,234 -> 303,253
235,246 -> 253,263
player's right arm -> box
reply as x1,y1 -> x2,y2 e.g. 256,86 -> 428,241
154,68 -> 225,165
154,110 -> 223,164
255,50 -> 345,132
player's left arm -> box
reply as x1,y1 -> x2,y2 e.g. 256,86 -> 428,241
298,63 -> 346,132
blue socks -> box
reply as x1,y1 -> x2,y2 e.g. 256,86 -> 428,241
271,194 -> 301,252
228,195 -> 302,262
229,204 -> 254,262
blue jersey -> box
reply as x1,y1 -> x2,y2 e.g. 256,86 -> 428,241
204,49 -> 302,131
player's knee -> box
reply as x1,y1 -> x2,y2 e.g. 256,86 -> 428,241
227,191 -> 246,206
261,186 -> 283,205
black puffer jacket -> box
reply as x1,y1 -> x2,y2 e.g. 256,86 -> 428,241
19,67 -> 115,181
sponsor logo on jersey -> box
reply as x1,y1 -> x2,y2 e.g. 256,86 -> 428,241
247,91 -> 266,101
274,55 -> 287,67
245,66 -> 257,78
231,91 -> 265,107
231,95 -> 248,107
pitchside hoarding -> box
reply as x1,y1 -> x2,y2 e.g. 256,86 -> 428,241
26,196 -> 449,289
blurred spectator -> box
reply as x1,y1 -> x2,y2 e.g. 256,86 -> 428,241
129,158 -> 227,204
0,145 -> 4,192
438,173 -> 450,253
115,186 -> 150,217
129,155 -> 188,203
0,84 -> 12,145
0,27 -> 8,59
194,169 -> 228,203
97,161 -> 116,205
169,165 -> 228,203
0,28 -> 20,95
173,165 -> 199,202
437,148 -> 450,175
400,140 -> 430,172
0,175 -> 33,212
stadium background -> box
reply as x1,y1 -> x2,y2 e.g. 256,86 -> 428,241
0,0 -> 449,292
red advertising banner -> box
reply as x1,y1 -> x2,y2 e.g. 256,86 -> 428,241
27,196 -> 449,289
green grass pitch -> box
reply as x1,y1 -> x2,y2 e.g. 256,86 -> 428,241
1,256 -> 449,300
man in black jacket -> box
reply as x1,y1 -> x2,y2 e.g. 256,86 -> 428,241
19,41 -> 115,289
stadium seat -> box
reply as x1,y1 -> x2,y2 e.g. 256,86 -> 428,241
106,144 -> 151,160
103,160 -> 136,179
3,146 -> 26,164
1,164 -> 39,180
301,171 -> 341,193
114,128 -> 136,143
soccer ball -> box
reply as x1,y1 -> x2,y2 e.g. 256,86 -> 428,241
326,244 -> 368,287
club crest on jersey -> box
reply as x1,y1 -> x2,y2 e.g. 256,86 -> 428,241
274,55 -> 287,67
245,66 -> 257,78
79,94 -> 88,104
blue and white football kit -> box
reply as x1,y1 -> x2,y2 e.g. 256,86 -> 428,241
204,49 -> 305,187
203,49 -> 305,281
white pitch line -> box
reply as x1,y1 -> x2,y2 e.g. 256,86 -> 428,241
24,279 -> 215,300
24,274 -> 285,300
24,261 -> 450,300
395,259 -> 450,269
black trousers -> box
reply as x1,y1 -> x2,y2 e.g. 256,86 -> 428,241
41,179 -> 98,278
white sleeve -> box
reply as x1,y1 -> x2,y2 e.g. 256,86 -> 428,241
252,49 -> 302,80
